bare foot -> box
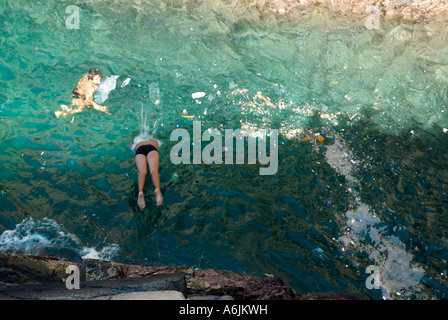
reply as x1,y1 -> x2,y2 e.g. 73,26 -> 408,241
61,104 -> 72,112
138,191 -> 146,209
155,188 -> 163,206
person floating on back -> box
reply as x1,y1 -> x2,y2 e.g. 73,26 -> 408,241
134,139 -> 163,208
55,69 -> 110,118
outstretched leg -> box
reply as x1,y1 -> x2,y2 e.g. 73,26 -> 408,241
135,154 -> 148,209
54,105 -> 86,118
147,151 -> 163,206
55,102 -> 86,118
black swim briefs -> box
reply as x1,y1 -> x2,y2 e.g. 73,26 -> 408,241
135,144 -> 158,156
72,88 -> 86,100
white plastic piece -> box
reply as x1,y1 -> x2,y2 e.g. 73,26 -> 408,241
121,77 -> 131,87
94,75 -> 119,104
192,92 -> 206,99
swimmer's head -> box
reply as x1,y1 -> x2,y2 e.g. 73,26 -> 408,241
87,69 -> 106,83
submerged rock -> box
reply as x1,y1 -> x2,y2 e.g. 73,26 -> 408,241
187,269 -> 296,300
0,253 -> 359,300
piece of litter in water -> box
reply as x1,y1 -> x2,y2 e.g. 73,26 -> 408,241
192,92 -> 206,99
315,135 -> 325,144
121,77 -> 131,87
94,75 -> 119,104
257,92 -> 277,108
443,128 -> 448,133
314,247 -> 324,253
149,82 -> 160,105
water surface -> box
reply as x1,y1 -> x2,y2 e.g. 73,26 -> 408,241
1,0 -> 448,299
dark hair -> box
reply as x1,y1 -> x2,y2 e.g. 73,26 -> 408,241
87,68 -> 105,80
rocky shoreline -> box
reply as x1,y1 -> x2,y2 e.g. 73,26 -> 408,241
279,0 -> 448,21
0,253 -> 359,300
83,0 -> 448,23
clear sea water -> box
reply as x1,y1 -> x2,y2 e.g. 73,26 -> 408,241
1,0 -> 448,299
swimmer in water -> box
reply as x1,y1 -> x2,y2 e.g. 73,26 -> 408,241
134,139 -> 163,208
55,69 -> 110,118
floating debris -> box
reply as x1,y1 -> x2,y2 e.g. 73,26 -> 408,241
121,77 -> 131,87
192,92 -> 206,99
257,91 -> 277,108
315,135 -> 325,144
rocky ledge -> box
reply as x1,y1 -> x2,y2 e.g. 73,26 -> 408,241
0,253 -> 359,300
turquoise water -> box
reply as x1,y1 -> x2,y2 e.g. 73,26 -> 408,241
1,0 -> 448,299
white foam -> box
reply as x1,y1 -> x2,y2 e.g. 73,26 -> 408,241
131,132 -> 152,151
131,103 -> 163,151
0,217 -> 119,262
81,243 -> 120,261
0,217 -> 78,253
